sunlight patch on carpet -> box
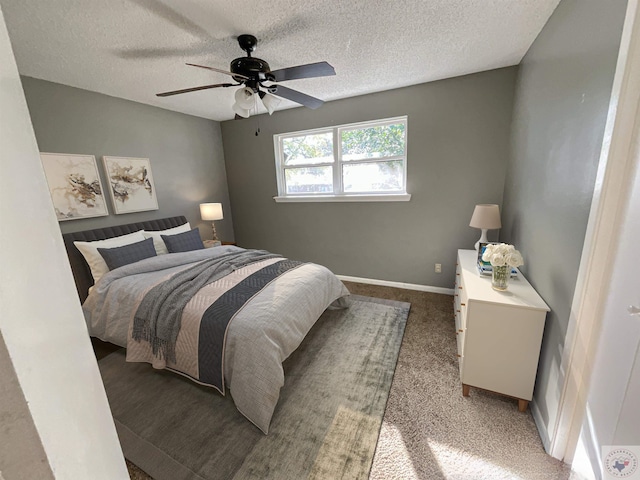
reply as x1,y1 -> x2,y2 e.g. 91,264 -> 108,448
427,438 -> 525,479
372,422 -> 420,479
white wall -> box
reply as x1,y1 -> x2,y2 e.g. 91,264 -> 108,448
0,6 -> 128,479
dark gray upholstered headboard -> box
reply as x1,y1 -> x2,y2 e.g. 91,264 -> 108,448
62,216 -> 188,303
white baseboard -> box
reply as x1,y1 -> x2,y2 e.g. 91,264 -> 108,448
530,398 -> 552,453
336,275 -> 454,296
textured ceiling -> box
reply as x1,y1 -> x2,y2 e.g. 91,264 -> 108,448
1,0 -> 560,121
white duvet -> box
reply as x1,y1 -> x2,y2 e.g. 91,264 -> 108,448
83,246 -> 350,433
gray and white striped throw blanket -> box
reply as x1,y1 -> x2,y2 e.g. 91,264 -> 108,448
132,250 -> 283,365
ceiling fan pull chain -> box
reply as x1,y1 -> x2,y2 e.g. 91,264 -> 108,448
253,93 -> 261,136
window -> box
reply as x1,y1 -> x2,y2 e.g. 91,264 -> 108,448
273,116 -> 410,202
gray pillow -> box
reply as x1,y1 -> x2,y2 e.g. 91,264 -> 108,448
97,237 -> 157,271
162,228 -> 204,253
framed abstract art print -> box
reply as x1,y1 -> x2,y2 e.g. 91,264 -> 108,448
102,156 -> 159,214
40,153 -> 109,221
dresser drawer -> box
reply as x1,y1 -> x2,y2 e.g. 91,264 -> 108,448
459,274 -> 468,305
454,308 -> 462,333
456,328 -> 465,354
459,298 -> 467,330
456,329 -> 465,375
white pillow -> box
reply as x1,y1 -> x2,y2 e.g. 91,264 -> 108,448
74,230 -> 146,284
142,222 -> 191,255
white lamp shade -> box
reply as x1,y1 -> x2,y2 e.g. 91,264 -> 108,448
200,203 -> 223,221
469,204 -> 501,229
261,93 -> 281,115
231,104 -> 250,118
232,87 -> 255,118
234,87 -> 255,109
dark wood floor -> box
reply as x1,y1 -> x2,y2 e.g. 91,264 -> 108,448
91,337 -> 120,361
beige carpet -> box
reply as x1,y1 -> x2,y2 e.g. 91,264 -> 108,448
112,282 -> 577,479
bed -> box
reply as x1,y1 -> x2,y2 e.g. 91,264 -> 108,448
63,216 -> 350,434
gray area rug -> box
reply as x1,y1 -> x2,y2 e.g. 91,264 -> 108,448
98,295 -> 410,480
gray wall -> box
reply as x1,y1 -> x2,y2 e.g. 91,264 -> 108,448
501,0 -> 627,447
21,76 -> 234,242
221,67 -> 517,288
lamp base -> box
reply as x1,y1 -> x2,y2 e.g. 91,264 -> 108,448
211,222 -> 219,242
203,240 -> 221,248
474,229 -> 489,251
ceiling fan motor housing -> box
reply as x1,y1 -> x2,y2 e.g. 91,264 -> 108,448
230,57 -> 272,84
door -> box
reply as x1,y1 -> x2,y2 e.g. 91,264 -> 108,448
609,157 -> 640,445
614,341 -> 640,444
579,117 -> 640,472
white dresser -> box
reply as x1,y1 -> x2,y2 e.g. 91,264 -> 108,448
454,249 -> 550,411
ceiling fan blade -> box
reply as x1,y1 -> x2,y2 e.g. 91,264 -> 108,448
269,85 -> 324,109
128,0 -> 212,41
270,62 -> 336,82
186,63 -> 248,80
116,44 -> 211,60
156,83 -> 233,97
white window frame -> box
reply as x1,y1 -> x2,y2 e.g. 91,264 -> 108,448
273,116 -> 410,203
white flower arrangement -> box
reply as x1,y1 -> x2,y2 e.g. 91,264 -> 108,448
482,243 -> 524,268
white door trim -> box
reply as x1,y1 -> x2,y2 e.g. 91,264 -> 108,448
549,0 -> 640,461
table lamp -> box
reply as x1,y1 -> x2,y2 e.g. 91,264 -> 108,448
200,203 -> 223,242
469,204 -> 501,250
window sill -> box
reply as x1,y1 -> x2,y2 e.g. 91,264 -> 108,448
273,194 -> 411,203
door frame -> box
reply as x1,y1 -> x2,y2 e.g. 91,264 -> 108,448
549,0 -> 640,462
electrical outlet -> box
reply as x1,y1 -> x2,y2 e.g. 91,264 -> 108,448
435,263 -> 442,273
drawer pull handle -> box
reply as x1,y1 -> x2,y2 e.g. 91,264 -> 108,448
458,286 -> 463,290
456,273 -> 460,276
458,329 -> 463,333
456,354 -> 462,358
456,309 -> 461,313
460,303 -> 466,306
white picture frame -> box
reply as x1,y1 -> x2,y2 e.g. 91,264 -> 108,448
102,156 -> 159,214
40,153 -> 109,221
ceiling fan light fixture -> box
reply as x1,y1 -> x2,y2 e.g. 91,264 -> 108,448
232,103 -> 251,118
234,87 -> 255,110
261,93 -> 281,115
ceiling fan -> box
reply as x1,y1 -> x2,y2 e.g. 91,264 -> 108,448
156,34 -> 335,118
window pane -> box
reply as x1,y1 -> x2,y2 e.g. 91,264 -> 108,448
282,133 -> 334,166
341,123 -> 406,161
343,161 -> 403,192
285,166 -> 333,194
